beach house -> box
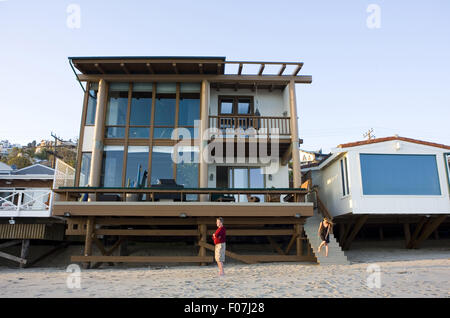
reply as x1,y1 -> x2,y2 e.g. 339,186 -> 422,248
0,163 -> 65,267
304,136 -> 450,250
52,56 -> 316,267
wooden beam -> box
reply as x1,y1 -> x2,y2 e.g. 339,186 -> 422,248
198,224 -> 207,266
0,251 -> 27,265
207,229 -> 294,236
284,234 -> 299,255
0,240 -> 22,249
172,63 -> 179,74
84,216 -> 95,259
94,63 -> 105,74
96,229 -> 199,236
410,215 -> 446,249
76,74 -> 313,84
198,63 -> 203,74
268,237 -> 285,256
20,239 -> 30,268
292,63 -> 303,76
278,64 -> 286,76
295,224 -> 303,256
404,223 -> 411,247
27,243 -> 69,268
234,82 -> 239,92
120,63 -> 130,74
197,241 -> 255,264
342,215 -> 368,250
217,63 -> 222,75
407,216 -> 427,249
258,64 -> 265,75
237,63 -> 243,75
72,256 -> 214,263
145,63 -> 154,74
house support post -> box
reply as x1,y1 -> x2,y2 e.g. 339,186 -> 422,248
342,215 -> 368,250
199,80 -> 210,201
83,216 -> 95,268
288,80 -> 301,189
198,224 -> 207,266
88,79 -> 108,198
20,239 -> 30,269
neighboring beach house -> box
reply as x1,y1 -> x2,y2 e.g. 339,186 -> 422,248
0,163 -> 65,267
52,56 -> 315,267
304,136 -> 450,250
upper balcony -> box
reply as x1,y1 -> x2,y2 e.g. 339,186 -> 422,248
209,115 -> 291,137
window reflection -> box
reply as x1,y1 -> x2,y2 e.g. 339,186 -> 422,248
101,146 -> 124,187
151,146 -> 174,184
126,146 -> 149,188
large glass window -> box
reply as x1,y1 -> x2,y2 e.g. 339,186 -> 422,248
85,82 -> 98,125
129,84 -> 152,139
178,93 -> 200,139
79,152 -> 92,187
101,146 -> 124,187
105,83 -> 129,138
151,146 -> 174,184
360,154 -> 441,195
154,84 -> 176,139
176,146 -> 199,188
125,146 -> 149,187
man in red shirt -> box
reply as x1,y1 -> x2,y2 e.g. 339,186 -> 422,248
212,217 -> 226,276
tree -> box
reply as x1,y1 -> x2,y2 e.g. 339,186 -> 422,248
7,156 -> 32,169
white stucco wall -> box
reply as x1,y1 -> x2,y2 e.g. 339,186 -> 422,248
316,140 -> 450,217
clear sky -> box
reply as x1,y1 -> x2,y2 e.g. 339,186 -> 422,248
0,0 -> 449,152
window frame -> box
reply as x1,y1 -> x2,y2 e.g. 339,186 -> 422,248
218,95 -> 255,116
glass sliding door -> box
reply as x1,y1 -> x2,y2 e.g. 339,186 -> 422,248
229,167 -> 266,202
231,168 -> 248,202
249,167 -> 265,202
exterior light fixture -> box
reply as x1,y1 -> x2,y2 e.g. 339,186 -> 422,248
9,218 -> 15,225
179,213 -> 187,218
64,212 -> 71,217
209,173 -> 214,181
268,174 -> 273,181
395,141 -> 401,151
294,213 -> 301,218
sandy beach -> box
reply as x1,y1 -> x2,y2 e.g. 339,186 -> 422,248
0,240 -> 449,298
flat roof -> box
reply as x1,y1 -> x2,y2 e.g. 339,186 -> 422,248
69,56 -> 308,78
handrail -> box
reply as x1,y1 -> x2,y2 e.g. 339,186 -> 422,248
209,115 -> 291,135
53,187 -> 309,203
0,189 -> 52,212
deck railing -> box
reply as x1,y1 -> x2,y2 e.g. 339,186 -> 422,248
53,187 -> 308,203
209,115 -> 291,136
0,189 -> 53,217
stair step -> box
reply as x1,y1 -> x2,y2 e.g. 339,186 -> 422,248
303,208 -> 350,265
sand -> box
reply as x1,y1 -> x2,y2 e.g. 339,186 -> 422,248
0,240 -> 449,298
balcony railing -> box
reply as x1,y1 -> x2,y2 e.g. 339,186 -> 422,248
209,115 -> 291,136
0,189 -> 53,217
54,187 -> 308,203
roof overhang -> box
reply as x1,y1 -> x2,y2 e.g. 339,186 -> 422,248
69,56 -> 312,89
